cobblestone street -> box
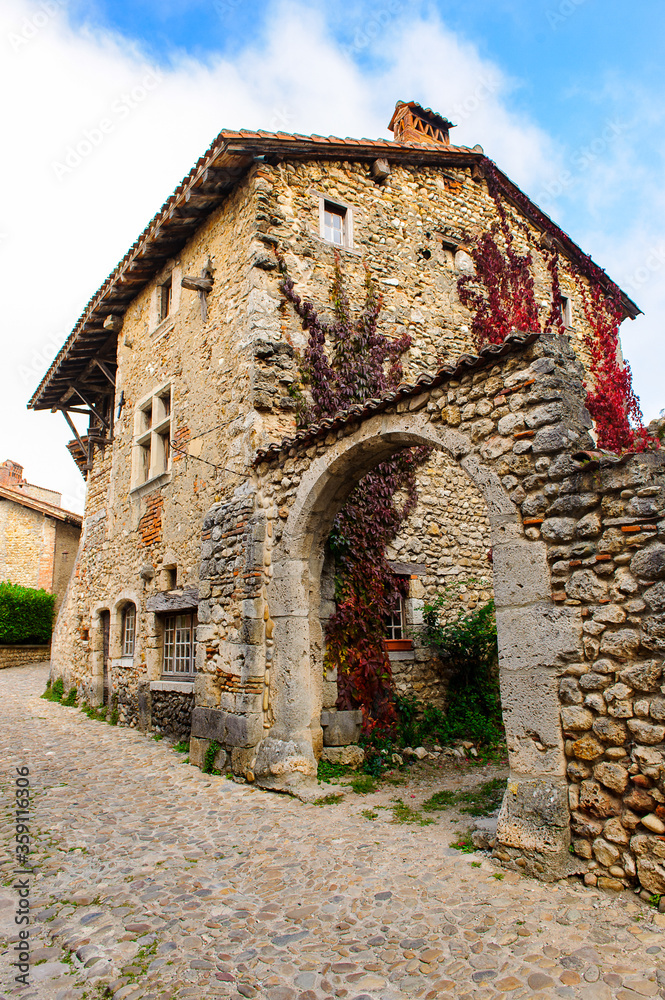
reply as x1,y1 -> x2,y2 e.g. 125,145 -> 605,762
1,664 -> 664,1000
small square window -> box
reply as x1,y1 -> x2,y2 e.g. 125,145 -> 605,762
323,202 -> 346,245
318,195 -> 353,248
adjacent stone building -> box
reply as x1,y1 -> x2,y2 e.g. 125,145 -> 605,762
31,101 -> 665,888
0,459 -> 82,617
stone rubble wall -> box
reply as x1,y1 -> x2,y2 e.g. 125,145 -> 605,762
389,450 -> 493,705
242,332 -> 665,887
0,645 -> 50,669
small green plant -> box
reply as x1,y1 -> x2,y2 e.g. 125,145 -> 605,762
42,676 -> 65,702
392,799 -> 433,826
173,739 -> 189,753
151,733 -> 164,741
345,773 -> 377,795
423,778 -> 505,817
62,688 -> 77,706
202,740 -> 221,774
109,707 -> 118,725
315,793 -> 344,806
450,834 -> 476,853
648,893 -> 662,908
362,809 -> 378,820
492,872 -> 504,880
471,861 -> 481,868
317,759 -> 352,783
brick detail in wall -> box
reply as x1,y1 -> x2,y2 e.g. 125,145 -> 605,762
172,425 -> 190,463
138,493 -> 164,547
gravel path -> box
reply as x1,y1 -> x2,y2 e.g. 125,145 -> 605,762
1,663 -> 664,1000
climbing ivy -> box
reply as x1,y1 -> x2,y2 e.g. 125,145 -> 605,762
279,257 -> 426,730
457,173 -> 655,454
278,254 -> 411,427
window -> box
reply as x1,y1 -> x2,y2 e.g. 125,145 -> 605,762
318,195 -> 353,248
134,385 -> 171,485
163,613 -> 195,676
560,295 -> 572,328
323,202 -> 346,245
159,276 -> 172,322
121,604 -> 136,656
385,591 -> 406,641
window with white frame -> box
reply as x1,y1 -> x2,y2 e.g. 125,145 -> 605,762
318,196 -> 353,248
121,604 -> 136,656
133,385 -> 171,486
162,612 -> 195,676
385,589 -> 406,641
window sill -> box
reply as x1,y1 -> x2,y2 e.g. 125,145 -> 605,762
388,649 -> 415,662
310,233 -> 360,256
150,317 -> 175,342
112,656 -> 135,669
129,471 -> 171,498
151,679 -> 195,693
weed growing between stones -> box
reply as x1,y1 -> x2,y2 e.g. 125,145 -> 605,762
42,677 -> 64,702
391,799 -> 433,826
362,809 -> 379,820
422,778 -> 506,817
62,687 -> 77,706
315,793 -> 344,806
173,739 -> 189,753
202,739 -> 222,775
450,834 -> 476,853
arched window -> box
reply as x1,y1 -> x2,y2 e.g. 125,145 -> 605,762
121,604 -> 136,656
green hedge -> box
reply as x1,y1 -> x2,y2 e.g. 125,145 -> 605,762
0,581 -> 55,645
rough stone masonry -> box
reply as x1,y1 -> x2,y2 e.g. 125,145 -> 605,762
188,331 -> 665,894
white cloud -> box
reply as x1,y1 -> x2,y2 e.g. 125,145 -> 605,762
1,0 -> 659,516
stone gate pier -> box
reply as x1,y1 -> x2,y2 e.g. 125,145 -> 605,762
190,331 -> 665,891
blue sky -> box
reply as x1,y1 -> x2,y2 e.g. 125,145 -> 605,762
2,0 -> 665,510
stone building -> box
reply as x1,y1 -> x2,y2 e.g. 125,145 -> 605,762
0,459 -> 82,619
31,101 -> 665,889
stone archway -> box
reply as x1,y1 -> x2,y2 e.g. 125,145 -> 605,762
193,332 -> 665,889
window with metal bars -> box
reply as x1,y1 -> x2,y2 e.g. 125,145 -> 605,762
121,604 -> 136,656
162,613 -> 195,676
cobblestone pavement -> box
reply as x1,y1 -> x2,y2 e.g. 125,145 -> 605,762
1,664 -> 664,1000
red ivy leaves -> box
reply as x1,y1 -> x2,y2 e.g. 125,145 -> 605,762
279,255 -> 424,730
579,283 -> 653,453
457,180 -> 654,455
327,447 -> 431,730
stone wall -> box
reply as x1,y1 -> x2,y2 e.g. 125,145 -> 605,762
0,646 -> 50,669
150,687 -> 194,739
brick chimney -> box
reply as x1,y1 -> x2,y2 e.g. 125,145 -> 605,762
0,460 -> 24,488
388,101 -> 455,146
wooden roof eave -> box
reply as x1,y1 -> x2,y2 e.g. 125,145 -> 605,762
29,133 -> 641,413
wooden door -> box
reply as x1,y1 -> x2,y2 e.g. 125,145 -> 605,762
101,610 -> 110,704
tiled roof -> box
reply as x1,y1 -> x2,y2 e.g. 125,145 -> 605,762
254,331 -> 540,463
28,121 -> 641,411
0,485 -> 82,526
